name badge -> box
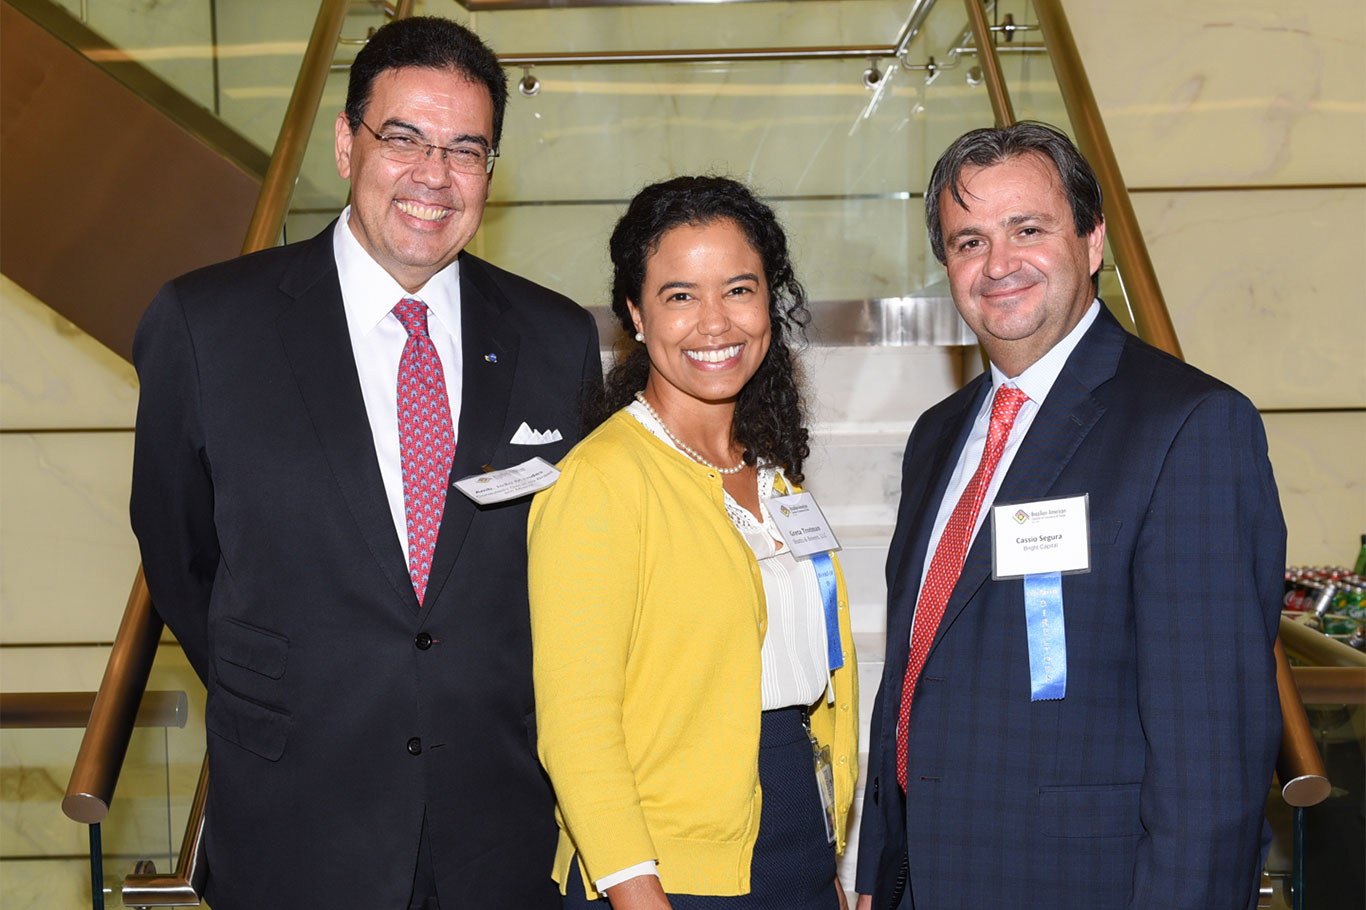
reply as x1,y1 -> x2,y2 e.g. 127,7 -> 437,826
990,493 -> 1090,580
452,457 -> 560,505
765,492 -> 841,559
991,494 -> 1087,702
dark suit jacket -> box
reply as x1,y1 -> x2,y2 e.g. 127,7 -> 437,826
130,224 -> 602,909
855,306 -> 1285,910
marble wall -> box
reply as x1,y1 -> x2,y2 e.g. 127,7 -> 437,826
0,275 -> 206,905
1062,0 -> 1365,563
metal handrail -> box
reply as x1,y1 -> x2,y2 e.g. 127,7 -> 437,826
961,0 -> 1329,811
242,0 -> 353,254
1280,614 -> 1366,669
1290,666 -> 1366,705
1,689 -> 186,729
63,568 -> 163,825
1030,0 -> 1181,359
961,0 -> 1013,126
121,758 -> 209,906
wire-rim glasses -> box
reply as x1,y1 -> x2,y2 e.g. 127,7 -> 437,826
358,120 -> 499,175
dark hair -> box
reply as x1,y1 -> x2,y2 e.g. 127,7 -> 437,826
344,17 -> 509,147
925,121 -> 1104,279
599,176 -> 812,482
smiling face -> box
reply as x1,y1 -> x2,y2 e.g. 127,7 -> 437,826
629,218 -> 772,413
938,152 -> 1105,377
334,66 -> 494,293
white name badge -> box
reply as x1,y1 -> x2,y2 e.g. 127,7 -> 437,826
766,492 -> 841,559
453,457 -> 560,505
990,493 -> 1091,580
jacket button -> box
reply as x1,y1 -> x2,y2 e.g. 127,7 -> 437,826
414,631 -> 433,650
407,737 -> 422,755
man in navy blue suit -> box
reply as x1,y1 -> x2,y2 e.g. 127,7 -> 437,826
855,122 -> 1285,910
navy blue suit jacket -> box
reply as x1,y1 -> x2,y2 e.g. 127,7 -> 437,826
855,306 -> 1285,909
130,225 -> 601,909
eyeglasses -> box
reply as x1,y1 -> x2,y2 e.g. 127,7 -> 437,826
357,120 -> 499,175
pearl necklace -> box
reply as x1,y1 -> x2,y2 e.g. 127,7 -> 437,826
634,393 -> 746,475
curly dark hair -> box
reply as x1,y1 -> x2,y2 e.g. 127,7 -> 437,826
344,16 -> 509,147
597,175 -> 812,481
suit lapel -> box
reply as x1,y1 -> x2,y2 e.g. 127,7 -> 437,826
925,306 -> 1126,660
275,229 -> 419,613
419,255 -> 522,614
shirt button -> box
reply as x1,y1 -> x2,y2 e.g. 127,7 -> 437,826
414,631 -> 433,650
840,703 -> 849,712
407,737 -> 422,755
838,755 -> 847,765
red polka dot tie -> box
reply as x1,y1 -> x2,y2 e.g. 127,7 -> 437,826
394,300 -> 455,606
896,384 -> 1029,791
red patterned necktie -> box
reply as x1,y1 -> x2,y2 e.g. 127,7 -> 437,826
896,384 -> 1029,790
394,299 -> 455,606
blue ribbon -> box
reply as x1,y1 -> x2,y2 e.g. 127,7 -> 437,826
1023,572 -> 1066,701
811,553 -> 843,671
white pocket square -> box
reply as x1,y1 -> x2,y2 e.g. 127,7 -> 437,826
511,421 -> 563,445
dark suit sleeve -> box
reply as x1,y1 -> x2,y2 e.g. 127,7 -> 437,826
854,679 -> 888,895
575,310 -> 604,438
129,282 -> 219,683
1128,389 -> 1285,910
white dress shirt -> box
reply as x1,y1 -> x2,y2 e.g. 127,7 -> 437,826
915,300 -> 1101,603
333,208 -> 464,567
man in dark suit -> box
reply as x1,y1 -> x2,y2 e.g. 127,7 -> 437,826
854,122 -> 1284,910
130,17 -> 600,909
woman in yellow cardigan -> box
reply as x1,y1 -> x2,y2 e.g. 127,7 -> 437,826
528,176 -> 857,910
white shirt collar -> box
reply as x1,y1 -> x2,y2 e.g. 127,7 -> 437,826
332,205 -> 462,339
989,299 -> 1101,402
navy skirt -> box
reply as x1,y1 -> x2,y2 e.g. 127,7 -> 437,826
562,706 -> 839,909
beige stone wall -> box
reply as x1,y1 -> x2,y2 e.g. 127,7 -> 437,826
1064,0 -> 1365,564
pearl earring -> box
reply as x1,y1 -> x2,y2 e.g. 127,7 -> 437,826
634,332 -> 645,343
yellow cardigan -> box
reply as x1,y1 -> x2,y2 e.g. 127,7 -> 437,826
527,409 -> 858,899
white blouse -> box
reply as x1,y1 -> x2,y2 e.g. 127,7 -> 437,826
627,401 -> 832,710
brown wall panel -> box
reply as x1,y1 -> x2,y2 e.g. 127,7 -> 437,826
1,1 -> 262,362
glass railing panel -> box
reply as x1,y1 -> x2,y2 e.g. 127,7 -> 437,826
46,0 -> 219,112
0,639 -> 200,908
481,57 -> 930,310
28,0 -> 389,178
884,0 -> 1001,321
285,1 -> 996,345
95,640 -> 203,904
0,724 -> 93,907
1288,695 -> 1364,908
